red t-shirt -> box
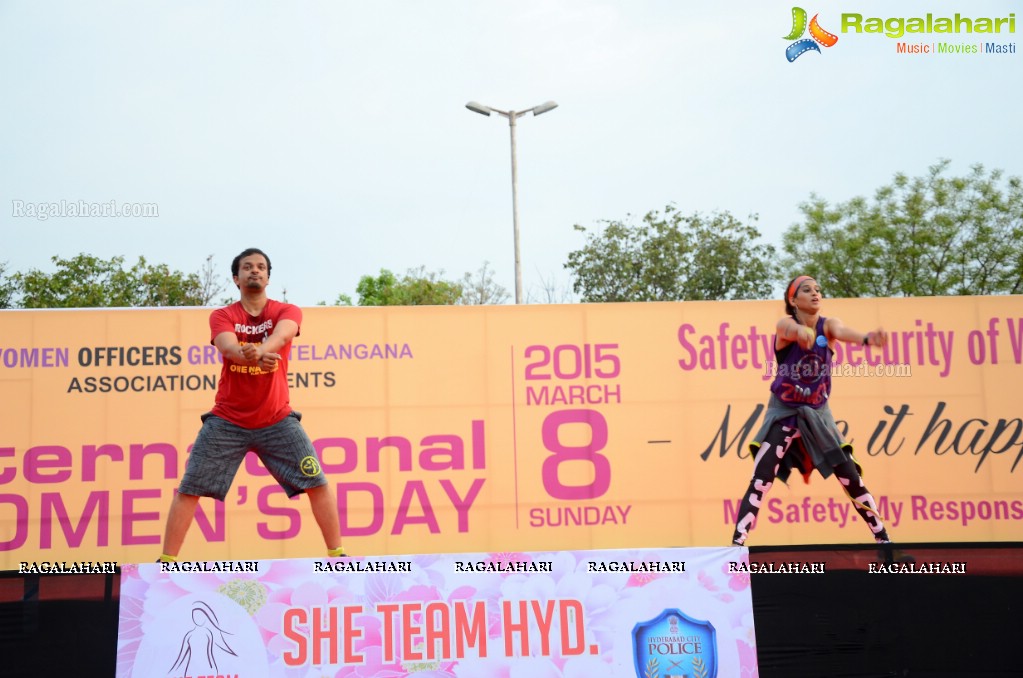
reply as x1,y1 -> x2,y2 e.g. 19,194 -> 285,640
209,299 -> 301,428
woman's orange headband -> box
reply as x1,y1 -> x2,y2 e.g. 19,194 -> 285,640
786,275 -> 813,302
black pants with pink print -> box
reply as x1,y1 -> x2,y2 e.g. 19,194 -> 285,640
731,424 -> 890,546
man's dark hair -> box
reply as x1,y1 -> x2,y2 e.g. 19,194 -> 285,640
231,248 -> 272,278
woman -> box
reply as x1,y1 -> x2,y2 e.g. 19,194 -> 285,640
169,601 -> 237,676
730,275 -> 897,548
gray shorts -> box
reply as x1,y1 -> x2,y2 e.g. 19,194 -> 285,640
178,411 -> 327,501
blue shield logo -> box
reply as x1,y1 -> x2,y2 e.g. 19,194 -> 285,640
633,608 -> 717,678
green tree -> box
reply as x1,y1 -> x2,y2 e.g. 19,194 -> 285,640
459,261 -> 509,305
14,254 -> 221,308
318,294 -> 354,307
0,262 -> 16,309
781,160 -> 1023,297
565,206 -> 777,302
196,254 -> 229,306
355,267 -> 463,306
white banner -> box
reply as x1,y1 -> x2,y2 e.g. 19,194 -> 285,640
116,547 -> 758,678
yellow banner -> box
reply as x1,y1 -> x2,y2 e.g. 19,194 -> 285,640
1,297 -> 1022,567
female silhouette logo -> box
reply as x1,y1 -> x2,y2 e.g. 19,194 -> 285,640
169,601 -> 237,676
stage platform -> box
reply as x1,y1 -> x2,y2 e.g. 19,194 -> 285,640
2,542 -> 1020,678
747,543 -> 1023,677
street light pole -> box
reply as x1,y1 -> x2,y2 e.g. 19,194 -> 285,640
507,112 -> 522,306
466,100 -> 558,304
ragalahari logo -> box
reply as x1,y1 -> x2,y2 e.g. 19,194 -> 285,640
784,7 -> 839,61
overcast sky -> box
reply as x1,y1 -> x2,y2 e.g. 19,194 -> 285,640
2,0 -> 1019,306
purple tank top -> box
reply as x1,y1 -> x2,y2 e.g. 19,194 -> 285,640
769,316 -> 832,409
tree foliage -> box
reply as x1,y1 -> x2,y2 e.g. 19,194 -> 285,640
459,261 -> 509,305
781,160 -> 1023,297
196,254 -> 230,306
320,263 -> 508,307
526,270 -> 574,304
0,262 -> 16,309
355,267 -> 463,306
12,254 -> 224,308
565,206 -> 777,302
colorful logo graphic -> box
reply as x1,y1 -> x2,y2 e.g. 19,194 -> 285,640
299,455 -> 321,477
169,601 -> 237,676
792,352 -> 828,384
130,591 -> 270,678
784,7 -> 839,61
633,608 -> 718,678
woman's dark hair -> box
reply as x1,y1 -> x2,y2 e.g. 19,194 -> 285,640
784,275 -> 814,318
231,248 -> 272,278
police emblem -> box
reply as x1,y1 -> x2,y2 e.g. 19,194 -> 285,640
632,608 -> 717,678
299,455 -> 321,477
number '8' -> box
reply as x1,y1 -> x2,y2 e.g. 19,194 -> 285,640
541,409 -> 611,500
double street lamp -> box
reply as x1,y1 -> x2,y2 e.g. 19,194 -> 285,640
465,100 -> 558,304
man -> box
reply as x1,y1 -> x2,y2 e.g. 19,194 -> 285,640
159,248 -> 345,562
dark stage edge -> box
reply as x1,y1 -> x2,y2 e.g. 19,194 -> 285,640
747,542 -> 1023,678
1,542 -> 1020,678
